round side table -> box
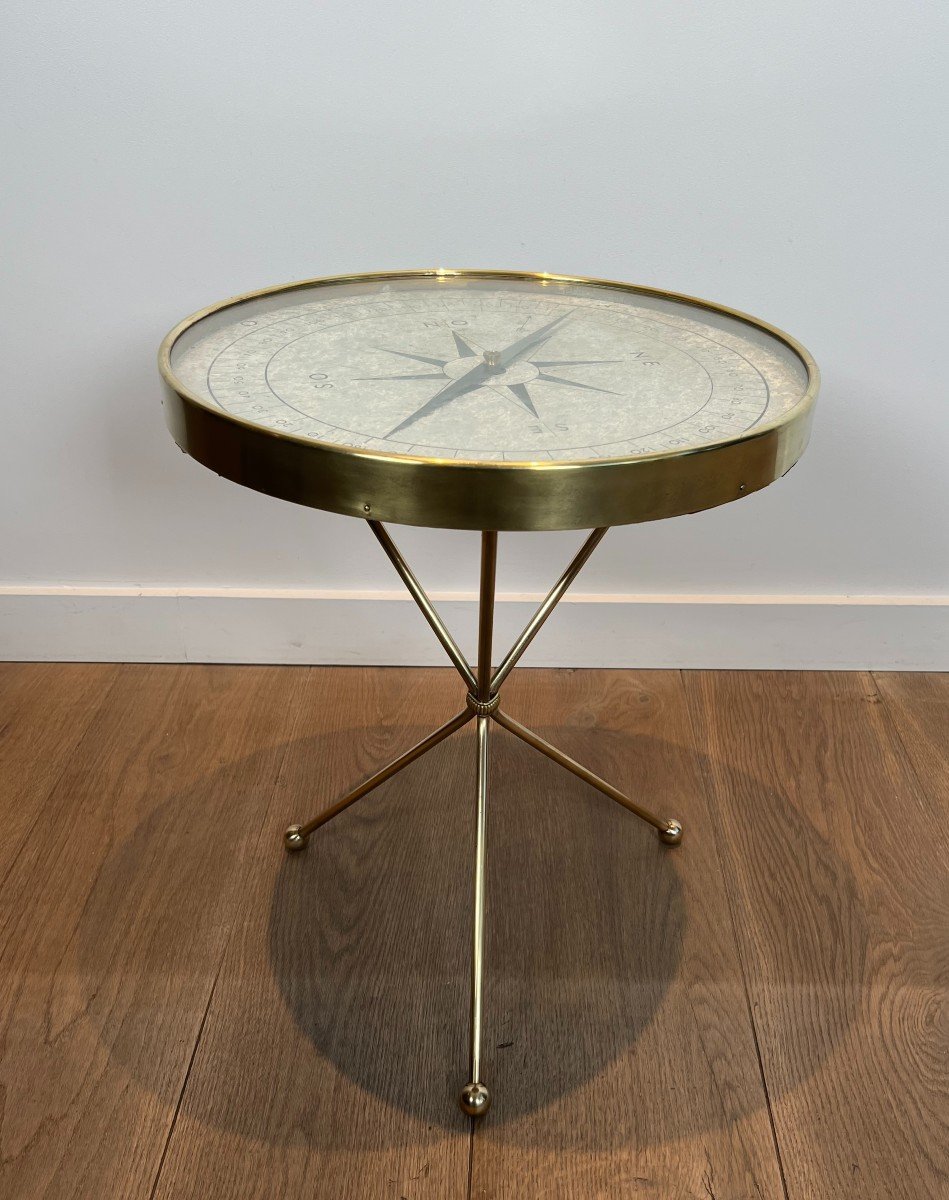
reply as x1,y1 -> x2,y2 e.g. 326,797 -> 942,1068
159,269 -> 819,1117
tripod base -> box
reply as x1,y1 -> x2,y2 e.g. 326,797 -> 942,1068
283,524 -> 683,1116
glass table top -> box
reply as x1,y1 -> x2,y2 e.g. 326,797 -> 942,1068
168,273 -> 811,465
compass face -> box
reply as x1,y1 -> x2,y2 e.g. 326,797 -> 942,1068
168,274 -> 810,463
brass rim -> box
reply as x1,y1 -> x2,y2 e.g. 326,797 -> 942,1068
158,268 -> 820,531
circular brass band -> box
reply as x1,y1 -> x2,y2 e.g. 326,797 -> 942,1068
466,692 -> 501,716
158,269 -> 819,532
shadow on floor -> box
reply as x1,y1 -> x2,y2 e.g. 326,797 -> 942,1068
73,724 -> 866,1152
270,726 -> 686,1130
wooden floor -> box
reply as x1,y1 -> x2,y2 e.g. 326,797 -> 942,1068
0,665 -> 946,1199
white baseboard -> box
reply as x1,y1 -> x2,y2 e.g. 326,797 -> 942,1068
1,586 -> 946,669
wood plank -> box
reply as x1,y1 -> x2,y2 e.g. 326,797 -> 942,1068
872,672 -> 949,805
0,662 -> 120,881
468,669 -> 786,1199
684,671 -> 949,1200
150,667 -> 473,1200
0,663 -> 309,1200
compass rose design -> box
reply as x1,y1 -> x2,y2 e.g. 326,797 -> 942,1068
356,312 -> 622,438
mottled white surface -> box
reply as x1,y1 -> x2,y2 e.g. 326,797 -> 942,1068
172,280 -> 808,462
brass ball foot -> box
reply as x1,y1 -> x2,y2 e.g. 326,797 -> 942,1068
659,820 -> 683,846
459,1082 -> 491,1117
284,825 -> 308,852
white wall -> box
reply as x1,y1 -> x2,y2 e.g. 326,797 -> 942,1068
2,1 -> 947,666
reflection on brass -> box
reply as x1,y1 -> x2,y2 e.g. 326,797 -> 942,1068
283,825 -> 306,852
466,713 -> 491,1114
462,533 -> 498,1112
459,1080 -> 491,1118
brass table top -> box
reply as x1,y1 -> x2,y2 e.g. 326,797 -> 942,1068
159,269 -> 818,531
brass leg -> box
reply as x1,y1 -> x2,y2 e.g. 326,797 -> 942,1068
459,530 -> 497,1117
491,526 -> 608,691
491,708 -> 683,846
367,520 -> 478,693
284,708 -> 473,850
459,713 -> 492,1117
